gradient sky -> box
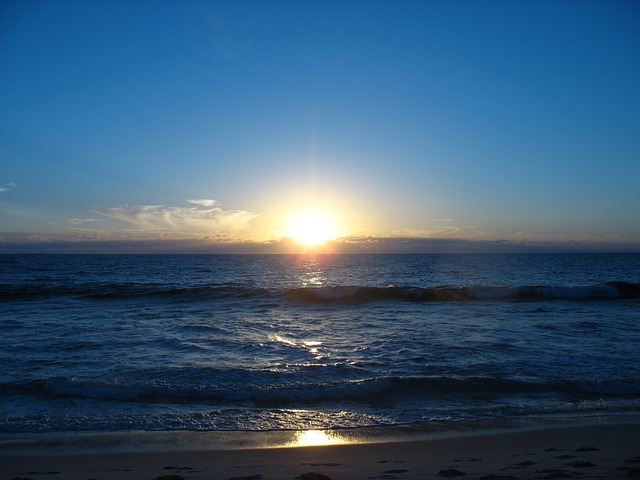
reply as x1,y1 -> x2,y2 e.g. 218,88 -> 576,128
1,0 -> 639,253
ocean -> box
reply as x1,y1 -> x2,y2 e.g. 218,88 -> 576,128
1,253 -> 639,436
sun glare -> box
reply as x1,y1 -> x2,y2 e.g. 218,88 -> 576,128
290,429 -> 345,447
286,209 -> 338,247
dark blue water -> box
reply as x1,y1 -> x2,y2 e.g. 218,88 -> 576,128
1,253 -> 639,433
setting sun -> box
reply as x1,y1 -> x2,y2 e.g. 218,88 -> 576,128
285,209 -> 338,247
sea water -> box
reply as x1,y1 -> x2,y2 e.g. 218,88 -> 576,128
1,253 -> 639,434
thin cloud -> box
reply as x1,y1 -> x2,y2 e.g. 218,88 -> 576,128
392,222 -> 474,239
92,200 -> 258,233
392,228 -> 433,237
0,200 -> 40,218
68,218 -> 105,224
187,199 -> 217,207
0,182 -> 19,192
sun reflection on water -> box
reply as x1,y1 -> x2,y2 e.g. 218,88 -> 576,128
290,429 -> 346,447
303,340 -> 322,354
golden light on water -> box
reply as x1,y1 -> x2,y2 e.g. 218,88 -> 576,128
303,340 -> 322,354
291,429 -> 346,447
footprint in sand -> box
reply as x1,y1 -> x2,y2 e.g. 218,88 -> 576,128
513,460 -> 536,467
21,472 -> 61,475
296,474 -> 332,480
480,476 -> 518,480
438,468 -> 467,477
616,466 -> 640,477
538,469 -> 580,479
499,460 -> 536,471
367,470 -> 409,480
565,460 -> 597,468
163,465 -> 197,471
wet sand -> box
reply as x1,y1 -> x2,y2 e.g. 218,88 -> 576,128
2,420 -> 639,480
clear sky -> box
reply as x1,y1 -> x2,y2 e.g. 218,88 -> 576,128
1,0 -> 639,253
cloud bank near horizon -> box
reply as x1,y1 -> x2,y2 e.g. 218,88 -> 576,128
1,198 -> 637,254
1,231 -> 638,254
91,200 -> 258,233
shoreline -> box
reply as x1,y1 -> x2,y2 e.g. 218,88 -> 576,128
2,416 -> 639,480
2,413 -> 639,455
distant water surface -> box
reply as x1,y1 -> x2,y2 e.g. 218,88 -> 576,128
1,253 -> 639,433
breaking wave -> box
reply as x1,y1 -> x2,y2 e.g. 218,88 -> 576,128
4,372 -> 639,408
284,282 -> 640,303
2,281 -> 639,303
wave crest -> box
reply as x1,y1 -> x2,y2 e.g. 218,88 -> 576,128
2,281 -> 638,303
284,282 -> 640,303
4,373 -> 639,407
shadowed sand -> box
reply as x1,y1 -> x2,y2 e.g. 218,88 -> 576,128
1,420 -> 639,480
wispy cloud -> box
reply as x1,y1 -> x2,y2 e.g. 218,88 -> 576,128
186,199 -> 217,207
392,221 -> 471,239
0,182 -> 18,193
0,202 -> 40,219
92,200 -> 258,233
68,218 -> 105,224
392,228 -> 434,238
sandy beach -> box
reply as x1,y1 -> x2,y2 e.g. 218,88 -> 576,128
2,419 -> 639,480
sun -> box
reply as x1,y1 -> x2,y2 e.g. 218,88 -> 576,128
285,209 -> 338,247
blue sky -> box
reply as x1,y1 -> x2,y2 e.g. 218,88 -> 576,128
1,0 -> 639,253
